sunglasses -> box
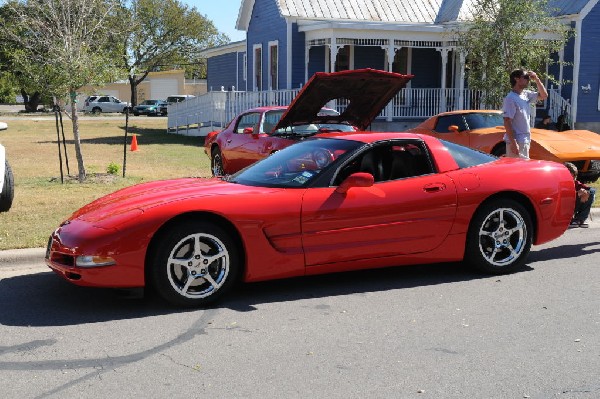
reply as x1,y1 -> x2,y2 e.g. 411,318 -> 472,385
522,74 -> 530,80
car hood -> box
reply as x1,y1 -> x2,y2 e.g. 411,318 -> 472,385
530,128 -> 600,158
274,68 -> 412,131
70,178 -> 274,224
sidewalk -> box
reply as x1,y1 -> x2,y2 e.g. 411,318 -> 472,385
1,209 -> 598,269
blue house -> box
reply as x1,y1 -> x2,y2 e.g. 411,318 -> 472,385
196,0 -> 600,132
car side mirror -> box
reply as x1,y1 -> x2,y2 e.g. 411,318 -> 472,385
449,125 -> 460,133
243,127 -> 254,134
336,172 -> 374,194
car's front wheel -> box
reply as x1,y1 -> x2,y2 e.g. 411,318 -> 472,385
464,199 -> 532,274
0,160 -> 14,212
148,220 -> 240,307
211,148 -> 225,176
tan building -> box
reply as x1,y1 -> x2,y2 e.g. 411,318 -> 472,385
76,70 -> 206,110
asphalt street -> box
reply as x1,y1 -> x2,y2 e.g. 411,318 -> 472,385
0,217 -> 599,399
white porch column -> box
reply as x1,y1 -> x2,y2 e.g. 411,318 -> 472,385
458,51 -> 466,109
436,47 -> 450,113
286,20 -> 292,89
558,47 -> 564,93
305,43 -> 310,83
329,36 -> 340,73
382,43 -> 397,121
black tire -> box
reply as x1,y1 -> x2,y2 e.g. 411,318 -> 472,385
92,107 -> 102,114
148,220 -> 240,307
133,112 -> 139,116
491,143 -> 506,157
0,160 -> 14,212
211,148 -> 225,176
464,199 -> 532,274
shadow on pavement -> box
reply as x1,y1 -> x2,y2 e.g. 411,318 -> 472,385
0,262 -> 525,327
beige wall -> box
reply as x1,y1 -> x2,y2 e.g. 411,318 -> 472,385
78,69 -> 201,106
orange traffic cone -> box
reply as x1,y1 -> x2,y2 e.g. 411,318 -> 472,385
130,135 -> 138,151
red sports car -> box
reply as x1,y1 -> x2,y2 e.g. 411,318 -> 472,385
46,131 -> 575,307
204,68 -> 412,176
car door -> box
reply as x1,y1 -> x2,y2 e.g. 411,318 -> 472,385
220,112 -> 265,172
221,111 -> 292,172
300,141 -> 458,266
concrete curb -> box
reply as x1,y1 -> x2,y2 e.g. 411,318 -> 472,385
0,247 -> 46,269
1,209 -> 599,268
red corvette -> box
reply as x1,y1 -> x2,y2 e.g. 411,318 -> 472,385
46,130 -> 575,307
204,68 -> 412,176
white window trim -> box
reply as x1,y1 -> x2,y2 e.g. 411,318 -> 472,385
253,44 -> 263,91
268,40 -> 279,90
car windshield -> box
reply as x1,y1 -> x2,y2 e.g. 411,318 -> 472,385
141,100 -> 158,105
464,113 -> 504,129
264,109 -> 354,135
228,138 -> 362,188
440,139 -> 497,168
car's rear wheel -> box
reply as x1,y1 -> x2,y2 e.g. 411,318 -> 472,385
91,107 -> 102,114
464,199 -> 532,274
148,220 -> 240,307
211,148 -> 225,176
0,160 -> 14,212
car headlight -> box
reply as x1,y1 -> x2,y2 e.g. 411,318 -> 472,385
75,255 -> 116,267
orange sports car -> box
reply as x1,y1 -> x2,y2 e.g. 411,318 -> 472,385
409,110 -> 600,182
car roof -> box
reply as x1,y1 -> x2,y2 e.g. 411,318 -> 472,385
275,68 -> 412,131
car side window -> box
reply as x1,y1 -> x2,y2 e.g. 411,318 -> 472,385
236,113 -> 261,133
434,115 -> 467,133
98,97 -> 109,103
333,141 -> 434,185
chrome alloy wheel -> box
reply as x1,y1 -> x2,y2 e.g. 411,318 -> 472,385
167,232 -> 230,299
477,207 -> 527,267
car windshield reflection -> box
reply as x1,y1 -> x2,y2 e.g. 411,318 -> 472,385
228,138 -> 362,188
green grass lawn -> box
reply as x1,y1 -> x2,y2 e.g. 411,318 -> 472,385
0,113 -> 598,250
0,115 -> 211,250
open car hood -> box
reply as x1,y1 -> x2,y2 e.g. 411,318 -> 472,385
274,68 -> 413,131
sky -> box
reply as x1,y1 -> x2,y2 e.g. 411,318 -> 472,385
184,0 -> 246,42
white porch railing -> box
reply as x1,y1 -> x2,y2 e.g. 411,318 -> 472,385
547,88 -> 573,130
166,88 -> 495,135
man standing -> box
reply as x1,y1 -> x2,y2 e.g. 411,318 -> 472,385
502,69 -> 548,158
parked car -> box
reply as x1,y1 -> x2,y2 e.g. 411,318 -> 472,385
132,99 -> 168,116
45,69 -> 575,308
204,68 -> 412,176
408,110 -> 600,182
84,95 -> 130,114
160,94 -> 195,115
45,131 -> 576,307
1,123 -> 14,212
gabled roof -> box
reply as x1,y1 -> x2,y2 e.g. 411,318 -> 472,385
236,0 -> 598,30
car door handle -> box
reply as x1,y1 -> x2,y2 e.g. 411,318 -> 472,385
423,183 -> 446,192
226,139 -> 232,143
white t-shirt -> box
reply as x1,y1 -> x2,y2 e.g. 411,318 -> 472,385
502,90 -> 538,143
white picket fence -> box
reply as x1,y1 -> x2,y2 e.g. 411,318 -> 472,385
166,87 -> 568,135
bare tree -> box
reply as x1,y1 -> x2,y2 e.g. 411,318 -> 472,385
0,0 -> 124,182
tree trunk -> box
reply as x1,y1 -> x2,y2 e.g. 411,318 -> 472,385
20,89 -> 42,112
128,75 -> 138,107
70,99 -> 86,182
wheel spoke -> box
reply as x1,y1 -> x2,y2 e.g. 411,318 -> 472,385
180,273 -> 196,295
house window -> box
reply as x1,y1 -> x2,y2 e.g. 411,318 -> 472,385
254,44 -> 262,91
269,41 -> 278,90
335,46 -> 350,72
